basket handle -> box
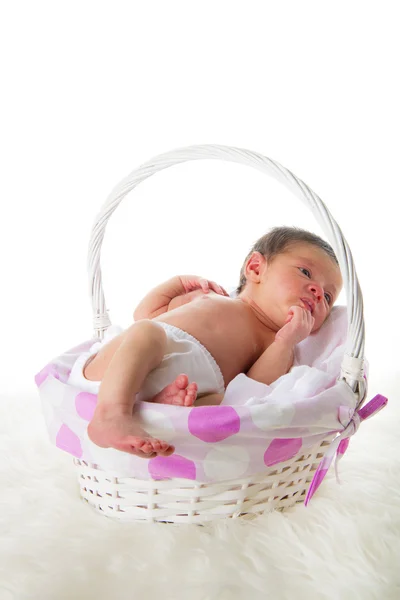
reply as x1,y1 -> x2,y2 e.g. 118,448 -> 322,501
87,144 -> 366,398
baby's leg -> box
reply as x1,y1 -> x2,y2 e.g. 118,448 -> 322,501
86,320 -> 175,458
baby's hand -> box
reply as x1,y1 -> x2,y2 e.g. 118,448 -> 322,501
179,276 -> 229,297
275,306 -> 315,347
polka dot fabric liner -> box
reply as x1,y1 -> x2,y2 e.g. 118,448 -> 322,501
35,307 -> 361,482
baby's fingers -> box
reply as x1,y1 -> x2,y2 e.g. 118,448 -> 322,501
285,309 -> 295,324
208,280 -> 227,296
305,310 -> 315,329
198,278 -> 210,293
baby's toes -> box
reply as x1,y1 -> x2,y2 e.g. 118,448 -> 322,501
175,374 -> 189,389
121,438 -> 155,458
173,389 -> 187,405
140,440 -> 156,454
185,384 -> 197,406
150,439 -> 163,453
135,450 -> 157,459
159,444 -> 175,456
184,394 -> 195,407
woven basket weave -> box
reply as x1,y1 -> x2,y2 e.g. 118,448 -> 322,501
75,144 -> 366,524
74,439 -> 335,523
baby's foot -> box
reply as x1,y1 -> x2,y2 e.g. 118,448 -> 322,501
87,409 -> 174,458
152,374 -> 198,407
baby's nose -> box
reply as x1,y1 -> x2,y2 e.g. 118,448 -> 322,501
309,283 -> 323,301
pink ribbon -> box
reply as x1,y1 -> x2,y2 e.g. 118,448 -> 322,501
304,394 -> 388,506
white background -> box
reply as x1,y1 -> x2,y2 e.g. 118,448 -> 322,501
1,1 -> 399,396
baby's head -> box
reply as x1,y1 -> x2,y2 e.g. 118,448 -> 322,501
237,227 -> 343,332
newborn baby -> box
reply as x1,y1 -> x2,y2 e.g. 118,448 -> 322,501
69,226 -> 342,459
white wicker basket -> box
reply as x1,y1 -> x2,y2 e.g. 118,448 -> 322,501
75,144 -> 366,524
74,439 -> 335,523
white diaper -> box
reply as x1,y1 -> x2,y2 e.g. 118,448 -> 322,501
68,322 -> 225,400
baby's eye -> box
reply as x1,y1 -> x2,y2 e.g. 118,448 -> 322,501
299,268 -> 311,277
324,292 -> 332,304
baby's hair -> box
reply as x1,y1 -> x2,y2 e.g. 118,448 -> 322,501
237,226 -> 339,294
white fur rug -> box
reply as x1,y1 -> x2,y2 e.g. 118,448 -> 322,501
1,371 -> 399,600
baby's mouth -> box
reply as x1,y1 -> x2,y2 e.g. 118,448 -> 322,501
301,298 -> 314,314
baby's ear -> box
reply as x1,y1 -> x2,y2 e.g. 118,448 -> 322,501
245,252 -> 266,282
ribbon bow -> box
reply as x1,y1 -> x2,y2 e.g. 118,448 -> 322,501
304,394 -> 388,506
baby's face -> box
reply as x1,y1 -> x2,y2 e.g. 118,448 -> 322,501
255,243 -> 343,332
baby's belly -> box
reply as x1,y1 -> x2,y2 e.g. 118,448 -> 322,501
155,298 -> 259,385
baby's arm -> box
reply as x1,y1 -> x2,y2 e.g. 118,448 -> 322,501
133,276 -> 228,320
246,341 -> 294,385
247,306 -> 314,385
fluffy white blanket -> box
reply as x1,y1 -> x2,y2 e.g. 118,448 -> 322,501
1,371 -> 399,600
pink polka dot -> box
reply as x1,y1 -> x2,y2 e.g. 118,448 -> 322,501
264,438 -> 302,467
56,424 -> 82,458
188,406 -> 240,442
148,454 -> 196,480
75,392 -> 97,421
